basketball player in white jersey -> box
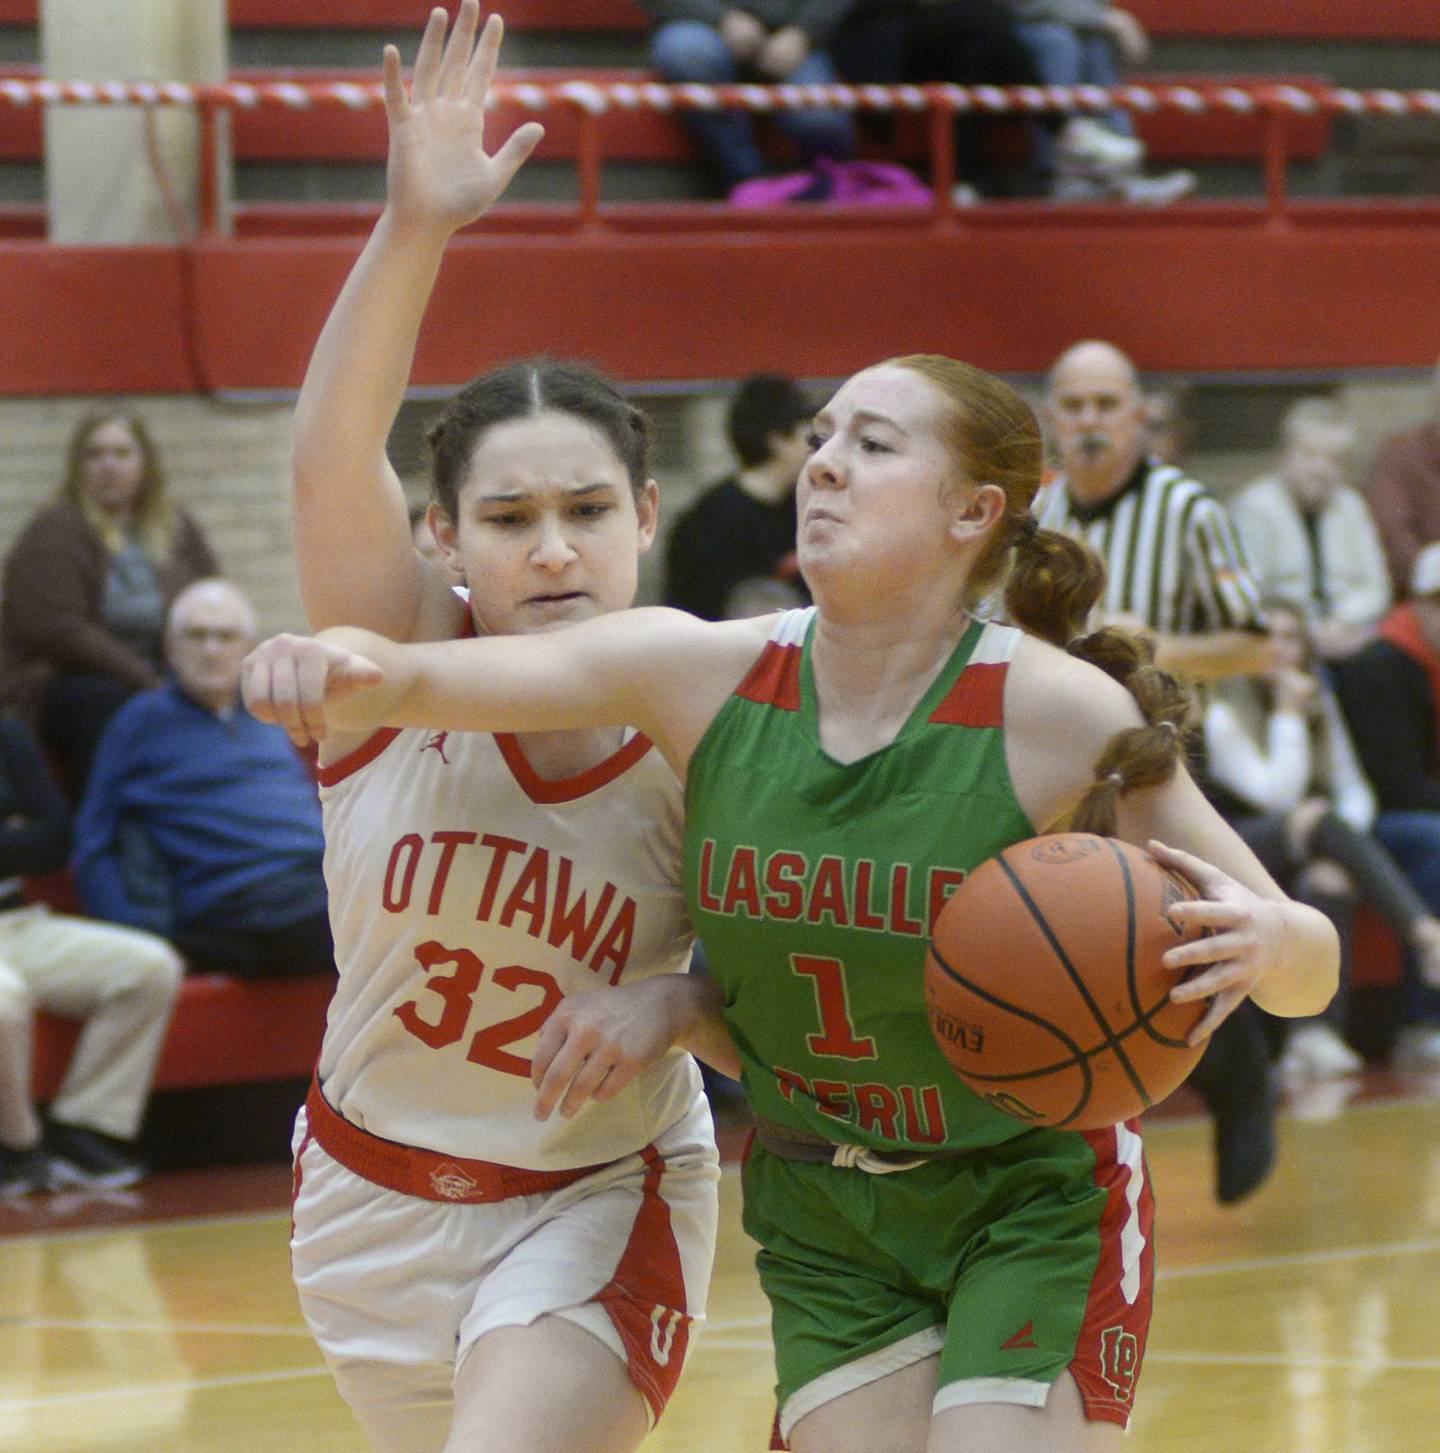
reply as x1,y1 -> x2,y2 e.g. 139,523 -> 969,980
280,8 -> 728,1449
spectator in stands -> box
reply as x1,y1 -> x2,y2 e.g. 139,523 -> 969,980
0,715 -> 182,1196
663,372 -> 813,619
1141,382 -> 1194,467
0,412 -> 219,801
73,580 -> 333,982
1035,339 -> 1279,1204
1201,601 -> 1440,1081
829,0 -> 1060,199
1231,399 -> 1391,662
1006,0 -> 1196,203
1331,544 -> 1440,1066
1365,356 -> 1440,599
640,1 -> 858,194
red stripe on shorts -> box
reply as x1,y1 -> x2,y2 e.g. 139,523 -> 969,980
1071,1120 -> 1155,1427
595,1143 -> 693,1424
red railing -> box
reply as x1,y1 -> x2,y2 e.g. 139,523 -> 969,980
3,77 -> 1440,233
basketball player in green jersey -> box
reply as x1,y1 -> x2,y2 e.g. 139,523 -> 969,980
242,21 -> 1338,1450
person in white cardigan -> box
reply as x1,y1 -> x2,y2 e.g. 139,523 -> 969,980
1203,601 -> 1440,1077
1231,399 -> 1392,662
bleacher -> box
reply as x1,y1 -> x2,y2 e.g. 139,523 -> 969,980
0,5 -> 1433,371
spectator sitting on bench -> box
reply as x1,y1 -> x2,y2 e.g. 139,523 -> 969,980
639,1 -> 858,195
73,580 -> 334,981
1231,398 -> 1391,663
1005,0 -> 1196,204
0,715 -> 181,1196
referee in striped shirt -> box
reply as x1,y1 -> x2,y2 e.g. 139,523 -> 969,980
1036,341 -> 1273,680
1036,340 -> 1281,1204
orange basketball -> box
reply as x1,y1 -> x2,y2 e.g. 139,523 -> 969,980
924,833 -> 1210,1130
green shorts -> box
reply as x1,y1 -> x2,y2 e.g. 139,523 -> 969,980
741,1121 -> 1154,1444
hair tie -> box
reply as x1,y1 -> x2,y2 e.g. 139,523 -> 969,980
1014,514 -> 1039,544
1107,772 -> 1125,790
1157,720 -> 1176,736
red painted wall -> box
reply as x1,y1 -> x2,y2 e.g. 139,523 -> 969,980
4,207 -> 1438,394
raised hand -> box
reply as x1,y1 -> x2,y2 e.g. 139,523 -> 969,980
382,1 -> 544,238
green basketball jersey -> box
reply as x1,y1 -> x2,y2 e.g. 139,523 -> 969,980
686,607 -> 1077,1156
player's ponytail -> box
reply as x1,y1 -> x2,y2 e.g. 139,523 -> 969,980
1004,525 -> 1191,834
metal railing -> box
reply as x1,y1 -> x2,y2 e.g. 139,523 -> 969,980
4,76 -> 1439,233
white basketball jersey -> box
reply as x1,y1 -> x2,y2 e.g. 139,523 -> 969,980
316,721 -> 702,1170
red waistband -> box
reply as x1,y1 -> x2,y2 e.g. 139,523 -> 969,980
305,1078 -> 610,1204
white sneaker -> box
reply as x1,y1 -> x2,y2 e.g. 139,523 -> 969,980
1281,1024 -> 1364,1080
1116,168 -> 1197,206
1392,1023 -> 1440,1068
1285,1076 -> 1362,1123
1058,117 -> 1144,175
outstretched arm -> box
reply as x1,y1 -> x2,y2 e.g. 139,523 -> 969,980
242,608 -> 772,768
292,2 -> 542,639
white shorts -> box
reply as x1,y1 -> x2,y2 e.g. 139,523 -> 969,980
289,1092 -> 720,1429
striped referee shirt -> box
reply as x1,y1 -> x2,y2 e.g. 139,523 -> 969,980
1034,457 -> 1265,637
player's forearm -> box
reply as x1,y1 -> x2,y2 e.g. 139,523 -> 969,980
1153,630 -> 1276,682
1248,901 -> 1340,1019
292,210 -> 448,500
670,973 -> 743,1080
316,627 -> 608,738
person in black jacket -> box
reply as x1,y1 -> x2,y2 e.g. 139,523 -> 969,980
663,373 -> 814,620
1332,543 -> 1440,1065
0,717 -> 181,1195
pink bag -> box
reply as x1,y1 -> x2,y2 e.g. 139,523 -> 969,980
729,158 -> 932,208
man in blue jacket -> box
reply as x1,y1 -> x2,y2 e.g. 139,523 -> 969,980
74,580 -> 333,981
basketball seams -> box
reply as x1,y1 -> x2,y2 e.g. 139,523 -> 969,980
994,856 -> 1154,1113
925,834 -> 1208,1130
926,939 -> 1095,1127
1106,839 -> 1202,1052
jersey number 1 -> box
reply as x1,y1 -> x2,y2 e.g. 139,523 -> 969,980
792,955 -> 877,1060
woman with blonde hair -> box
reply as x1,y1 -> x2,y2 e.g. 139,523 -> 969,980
0,410 -> 218,795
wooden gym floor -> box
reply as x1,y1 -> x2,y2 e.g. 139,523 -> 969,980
1,1071 -> 1438,1453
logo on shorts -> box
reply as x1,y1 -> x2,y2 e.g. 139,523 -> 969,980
429,1161 -> 478,1200
984,1090 -> 1045,1121
1098,1325 -> 1140,1402
422,731 -> 452,764
649,1305 -> 684,1366
1001,1320 -> 1038,1351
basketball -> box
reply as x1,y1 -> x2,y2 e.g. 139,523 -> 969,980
924,833 -> 1210,1130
